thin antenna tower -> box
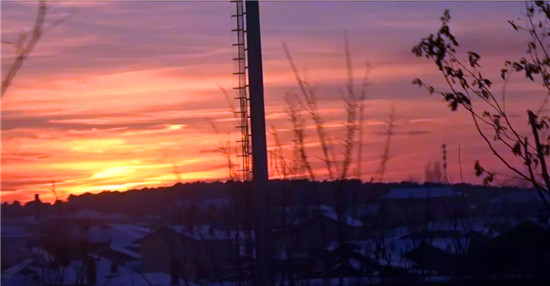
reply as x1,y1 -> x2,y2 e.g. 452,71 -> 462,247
231,0 -> 251,181
442,143 -> 448,183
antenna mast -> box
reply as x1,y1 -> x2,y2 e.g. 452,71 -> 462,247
231,1 -> 271,282
245,0 -> 269,184
442,143 -> 448,183
231,0 -> 251,181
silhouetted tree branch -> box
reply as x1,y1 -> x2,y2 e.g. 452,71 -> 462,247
376,103 -> 395,182
356,63 -> 370,180
413,4 -> 550,210
283,43 -> 335,179
2,0 -> 71,98
206,118 -> 237,180
285,94 -> 315,180
340,32 -> 358,180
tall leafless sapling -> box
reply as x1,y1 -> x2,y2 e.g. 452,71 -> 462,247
283,43 -> 336,179
206,118 -> 238,181
285,94 -> 315,181
376,103 -> 396,182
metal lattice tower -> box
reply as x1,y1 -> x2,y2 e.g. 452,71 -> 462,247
231,0 -> 251,181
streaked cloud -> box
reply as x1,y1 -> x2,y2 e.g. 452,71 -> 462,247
1,1 -> 544,202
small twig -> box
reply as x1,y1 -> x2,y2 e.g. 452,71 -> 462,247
377,103 -> 395,182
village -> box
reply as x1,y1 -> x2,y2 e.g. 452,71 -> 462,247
2,182 -> 550,285
5,0 -> 550,284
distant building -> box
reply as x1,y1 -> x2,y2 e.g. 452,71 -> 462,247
272,206 -> 365,256
89,223 -> 149,266
379,187 -> 465,226
138,226 -> 239,280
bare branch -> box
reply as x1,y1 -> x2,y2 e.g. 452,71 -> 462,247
340,32 -> 358,179
377,103 -> 395,182
285,94 -> 314,181
2,0 -> 47,97
355,63 -> 370,180
283,42 -> 334,179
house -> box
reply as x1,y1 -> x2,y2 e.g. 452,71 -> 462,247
138,225 -> 239,280
89,224 -> 150,266
272,206 -> 365,264
379,187 -> 465,226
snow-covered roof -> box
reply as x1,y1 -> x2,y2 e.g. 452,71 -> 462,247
1,226 -> 32,238
273,204 -> 332,212
1,259 -> 35,277
87,223 -> 150,260
107,246 -> 141,260
320,212 -> 364,227
69,209 -> 105,219
45,210 -> 129,221
182,225 -> 232,240
1,216 -> 38,226
280,205 -> 364,227
1,256 -> 195,286
384,187 -> 461,200
89,224 -> 150,245
431,238 -> 470,254
164,225 -> 251,241
176,198 -> 231,210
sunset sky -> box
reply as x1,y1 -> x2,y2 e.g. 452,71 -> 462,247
1,1 -> 546,203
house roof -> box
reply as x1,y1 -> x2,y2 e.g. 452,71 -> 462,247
383,187 -> 461,200
1,226 -> 32,238
283,207 -> 364,228
137,225 -> 248,243
320,212 -> 364,227
89,224 -> 150,245
180,225 -> 234,240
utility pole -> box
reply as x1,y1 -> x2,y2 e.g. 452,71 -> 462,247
245,0 -> 271,284
246,0 -> 268,182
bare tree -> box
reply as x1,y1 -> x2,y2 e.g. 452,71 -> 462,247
355,64 -> 371,180
340,32 -> 358,180
283,36 -> 371,181
376,103 -> 396,182
425,160 -> 443,183
283,43 -> 335,179
412,4 -> 550,210
206,118 -> 237,180
269,125 -> 291,179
